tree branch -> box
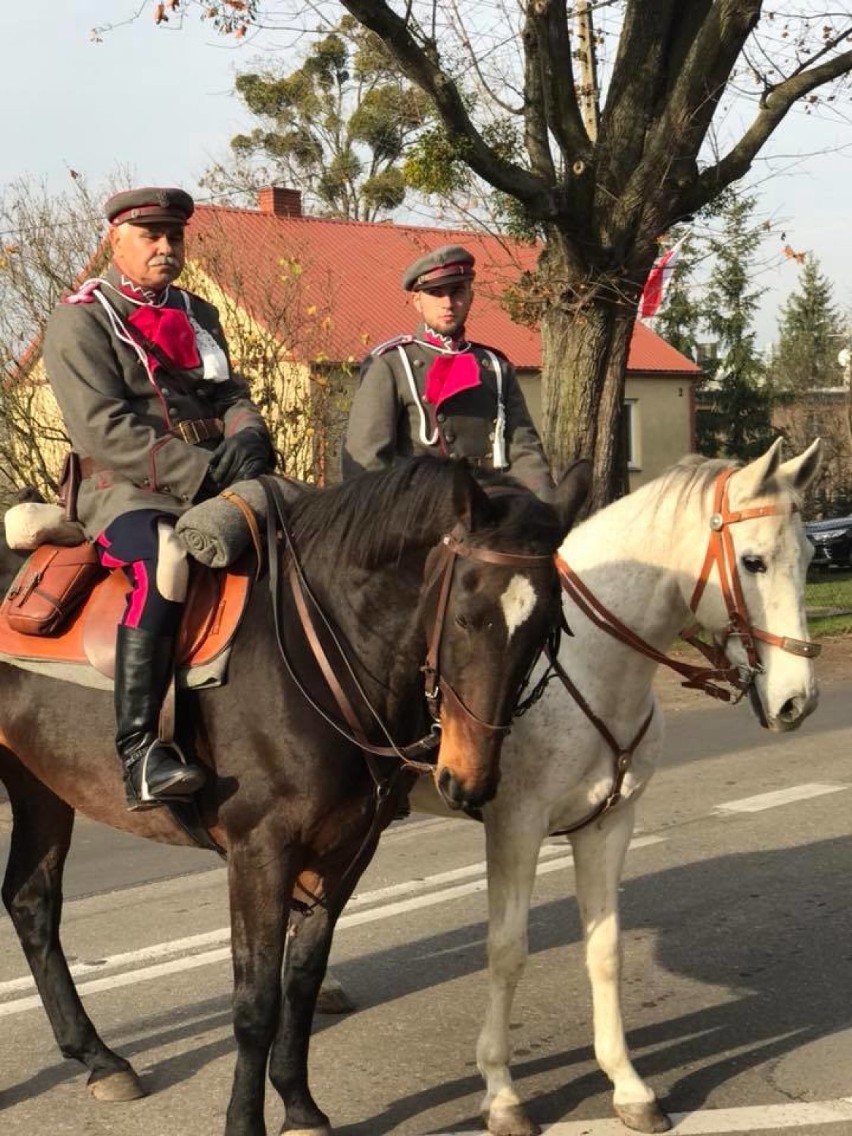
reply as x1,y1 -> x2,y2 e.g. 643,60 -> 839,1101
338,0 -> 553,209
528,0 -> 588,162
521,10 -> 556,182
599,0 -> 683,182
616,1 -> 763,240
687,45 -> 852,211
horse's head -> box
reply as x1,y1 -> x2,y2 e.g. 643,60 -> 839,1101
424,461 -> 590,810
687,438 -> 823,732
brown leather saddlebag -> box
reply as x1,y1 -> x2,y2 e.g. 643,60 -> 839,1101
3,542 -> 104,636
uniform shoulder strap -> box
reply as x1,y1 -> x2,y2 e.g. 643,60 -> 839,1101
370,333 -> 416,357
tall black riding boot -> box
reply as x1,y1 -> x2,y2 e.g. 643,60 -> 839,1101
115,624 -> 207,810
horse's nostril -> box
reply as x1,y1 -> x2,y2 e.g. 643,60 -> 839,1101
779,697 -> 799,721
438,767 -> 452,793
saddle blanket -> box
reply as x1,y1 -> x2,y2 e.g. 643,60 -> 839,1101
0,561 -> 252,691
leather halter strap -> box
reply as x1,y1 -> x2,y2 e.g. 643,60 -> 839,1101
545,465 -> 821,835
686,468 -> 820,669
421,523 -> 555,729
261,483 -> 553,773
544,639 -> 656,836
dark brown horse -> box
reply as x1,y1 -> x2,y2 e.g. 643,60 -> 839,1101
0,457 -> 587,1136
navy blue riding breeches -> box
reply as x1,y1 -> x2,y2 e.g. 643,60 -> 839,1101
96,511 -> 189,635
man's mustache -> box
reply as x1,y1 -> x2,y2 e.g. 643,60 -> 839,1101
148,255 -> 180,268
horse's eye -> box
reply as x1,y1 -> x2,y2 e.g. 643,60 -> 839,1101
455,613 -> 470,629
742,555 -> 766,574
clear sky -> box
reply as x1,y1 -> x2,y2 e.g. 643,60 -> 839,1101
3,0 -> 849,348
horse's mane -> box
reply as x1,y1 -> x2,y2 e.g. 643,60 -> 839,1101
289,460 -> 563,570
289,458 -> 466,569
644,451 -> 805,521
653,454 -> 740,510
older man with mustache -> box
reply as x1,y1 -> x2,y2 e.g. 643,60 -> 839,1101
44,187 -> 274,810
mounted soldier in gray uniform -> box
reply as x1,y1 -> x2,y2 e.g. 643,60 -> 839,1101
342,244 -> 553,499
44,186 -> 274,809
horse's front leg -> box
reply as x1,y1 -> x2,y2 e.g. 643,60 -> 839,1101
0,758 -> 144,1101
570,803 -> 670,1133
268,846 -> 379,1136
477,808 -> 548,1136
268,892 -> 336,1136
225,826 -> 299,1136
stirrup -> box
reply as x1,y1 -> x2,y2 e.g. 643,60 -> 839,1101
123,741 -> 204,811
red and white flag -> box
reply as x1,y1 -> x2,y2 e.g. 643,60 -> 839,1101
639,235 -> 687,320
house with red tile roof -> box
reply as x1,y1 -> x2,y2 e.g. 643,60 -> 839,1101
185,187 -> 701,488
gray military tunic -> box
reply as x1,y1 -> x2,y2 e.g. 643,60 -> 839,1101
44,265 -> 271,539
342,329 -> 553,497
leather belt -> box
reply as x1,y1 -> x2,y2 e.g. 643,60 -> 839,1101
79,415 -> 224,481
172,417 -> 224,444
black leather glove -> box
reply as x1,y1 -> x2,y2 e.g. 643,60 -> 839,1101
192,472 -> 220,504
208,431 -> 271,488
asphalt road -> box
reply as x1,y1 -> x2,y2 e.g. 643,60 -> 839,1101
1,683 -> 850,1136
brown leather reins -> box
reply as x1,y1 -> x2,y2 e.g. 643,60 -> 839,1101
258,477 -> 556,918
543,467 -> 820,835
262,479 -> 554,774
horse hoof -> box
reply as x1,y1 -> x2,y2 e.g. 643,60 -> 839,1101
88,1068 -> 147,1102
614,1100 -> 671,1133
315,975 -> 356,1014
486,1104 -> 541,1136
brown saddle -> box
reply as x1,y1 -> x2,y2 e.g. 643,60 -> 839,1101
0,554 -> 253,684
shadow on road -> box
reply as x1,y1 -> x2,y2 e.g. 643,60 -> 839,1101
329,833 -> 852,1134
2,834 -> 850,1134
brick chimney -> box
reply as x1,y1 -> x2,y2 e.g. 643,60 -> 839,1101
257,186 -> 302,217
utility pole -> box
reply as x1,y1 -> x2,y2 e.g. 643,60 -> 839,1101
575,0 -> 601,141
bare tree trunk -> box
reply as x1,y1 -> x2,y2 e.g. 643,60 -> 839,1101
536,235 -> 636,511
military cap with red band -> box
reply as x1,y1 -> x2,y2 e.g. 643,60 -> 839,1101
105,187 -> 195,227
402,244 -> 476,292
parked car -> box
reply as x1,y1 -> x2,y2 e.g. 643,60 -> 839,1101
805,515 -> 852,569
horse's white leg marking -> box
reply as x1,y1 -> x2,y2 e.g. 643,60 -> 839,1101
500,574 -> 537,642
477,808 -> 547,1128
571,801 -> 657,1110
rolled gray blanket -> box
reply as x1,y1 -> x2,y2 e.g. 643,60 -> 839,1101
175,476 -> 309,567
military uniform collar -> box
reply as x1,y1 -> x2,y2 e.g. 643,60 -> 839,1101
415,323 -> 470,354
101,263 -> 171,308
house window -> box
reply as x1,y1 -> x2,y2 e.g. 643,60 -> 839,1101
623,399 -> 640,470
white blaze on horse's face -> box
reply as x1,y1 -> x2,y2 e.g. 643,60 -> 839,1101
500,573 -> 538,640
695,439 -> 823,732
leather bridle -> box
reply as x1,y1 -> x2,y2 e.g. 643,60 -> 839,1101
420,522 -> 556,733
262,479 -> 555,774
683,467 -> 820,679
541,466 -> 820,836
257,477 -> 556,919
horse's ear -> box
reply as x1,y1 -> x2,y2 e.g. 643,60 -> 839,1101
552,459 -> 592,532
734,437 -> 784,500
777,437 -> 823,493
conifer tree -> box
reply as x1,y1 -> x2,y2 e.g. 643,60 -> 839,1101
696,192 -> 775,460
652,230 -> 701,362
772,257 -> 845,395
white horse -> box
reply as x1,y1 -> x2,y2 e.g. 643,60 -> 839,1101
409,438 -> 823,1135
